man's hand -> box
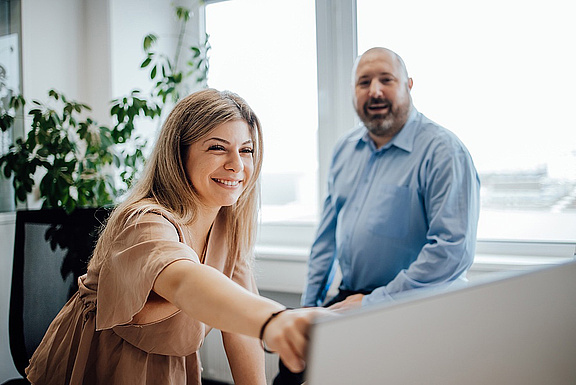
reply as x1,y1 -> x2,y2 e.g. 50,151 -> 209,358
327,294 -> 364,312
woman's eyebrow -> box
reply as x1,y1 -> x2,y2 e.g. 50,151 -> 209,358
203,137 -> 228,145
202,137 -> 253,145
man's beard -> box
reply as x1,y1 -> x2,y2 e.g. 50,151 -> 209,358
360,98 -> 411,138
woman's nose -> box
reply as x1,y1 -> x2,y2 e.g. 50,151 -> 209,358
224,152 -> 244,173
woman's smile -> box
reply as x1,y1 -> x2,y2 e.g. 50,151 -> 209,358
212,178 -> 242,187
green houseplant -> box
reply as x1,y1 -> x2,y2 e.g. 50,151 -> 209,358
0,5 -> 209,213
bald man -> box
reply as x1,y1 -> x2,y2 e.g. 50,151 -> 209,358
273,47 -> 480,384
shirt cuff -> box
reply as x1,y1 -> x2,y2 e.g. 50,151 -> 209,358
361,286 -> 395,307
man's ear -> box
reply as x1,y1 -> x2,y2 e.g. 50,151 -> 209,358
408,77 -> 414,91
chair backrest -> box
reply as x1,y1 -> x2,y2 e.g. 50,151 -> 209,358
8,208 -> 111,378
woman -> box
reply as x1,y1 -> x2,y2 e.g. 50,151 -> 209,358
25,89 -> 327,384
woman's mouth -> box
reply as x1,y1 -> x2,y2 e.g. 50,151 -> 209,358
212,178 -> 241,187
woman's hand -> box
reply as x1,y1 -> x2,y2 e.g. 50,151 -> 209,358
261,308 -> 334,372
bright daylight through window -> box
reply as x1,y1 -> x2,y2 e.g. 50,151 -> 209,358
206,0 -> 576,244
358,0 -> 576,242
205,0 -> 318,225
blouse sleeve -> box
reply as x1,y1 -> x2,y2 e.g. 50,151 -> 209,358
95,212 -> 200,331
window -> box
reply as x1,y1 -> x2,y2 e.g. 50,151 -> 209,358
204,0 -> 575,251
205,0 -> 319,225
358,0 -> 576,243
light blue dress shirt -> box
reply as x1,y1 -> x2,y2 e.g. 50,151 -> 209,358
302,109 -> 480,307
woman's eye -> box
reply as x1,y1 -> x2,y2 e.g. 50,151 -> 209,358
208,145 -> 225,151
241,148 -> 254,154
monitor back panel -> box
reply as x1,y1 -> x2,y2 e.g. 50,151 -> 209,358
306,261 -> 576,385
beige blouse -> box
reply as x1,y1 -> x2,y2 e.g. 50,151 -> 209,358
25,210 -> 257,385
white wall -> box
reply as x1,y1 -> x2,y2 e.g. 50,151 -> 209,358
81,0 -> 112,124
109,0 -> 195,97
108,0 -> 205,138
20,0 -> 203,125
21,0 -> 84,103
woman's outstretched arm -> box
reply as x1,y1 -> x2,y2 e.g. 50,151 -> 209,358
153,259 -> 327,372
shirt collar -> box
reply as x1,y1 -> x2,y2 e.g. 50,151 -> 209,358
356,108 -> 419,153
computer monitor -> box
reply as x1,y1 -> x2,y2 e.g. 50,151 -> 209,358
306,260 -> 576,385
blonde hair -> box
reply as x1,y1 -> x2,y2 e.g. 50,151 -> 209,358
89,89 -> 263,269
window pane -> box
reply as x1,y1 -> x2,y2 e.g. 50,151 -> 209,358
206,0 -> 318,223
358,0 -> 576,242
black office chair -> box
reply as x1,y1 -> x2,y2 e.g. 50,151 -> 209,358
4,208 -> 111,384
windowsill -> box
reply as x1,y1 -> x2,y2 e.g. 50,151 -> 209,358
0,211 -> 16,223
254,240 -> 576,293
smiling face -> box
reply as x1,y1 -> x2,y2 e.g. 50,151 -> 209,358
184,120 -> 254,212
353,48 -> 413,148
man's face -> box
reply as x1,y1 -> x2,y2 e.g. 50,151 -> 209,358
353,50 -> 413,145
